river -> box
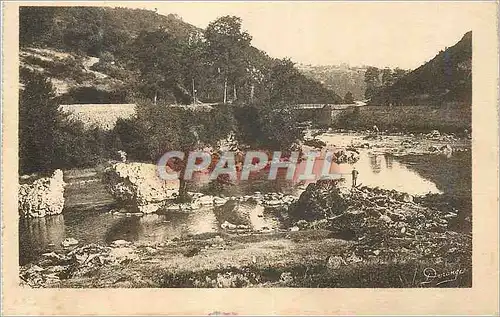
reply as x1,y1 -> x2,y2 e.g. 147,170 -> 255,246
19,140 -> 471,265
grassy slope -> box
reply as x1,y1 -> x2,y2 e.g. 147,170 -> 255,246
370,32 -> 472,107
336,32 -> 472,133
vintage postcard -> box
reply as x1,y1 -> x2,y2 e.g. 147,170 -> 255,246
2,1 -> 499,315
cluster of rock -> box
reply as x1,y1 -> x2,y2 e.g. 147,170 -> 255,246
190,270 -> 259,288
303,138 -> 327,149
18,170 -> 66,218
288,182 -> 471,264
20,241 -> 140,288
103,163 -> 179,213
162,191 -> 297,214
424,129 -> 467,141
245,192 -> 297,208
428,144 -> 453,155
331,148 -> 360,164
162,192 -> 229,212
288,178 -> 351,221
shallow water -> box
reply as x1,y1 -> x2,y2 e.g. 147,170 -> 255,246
19,204 -> 280,265
19,149 -> 469,265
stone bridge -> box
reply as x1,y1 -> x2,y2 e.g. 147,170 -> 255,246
291,101 -> 367,126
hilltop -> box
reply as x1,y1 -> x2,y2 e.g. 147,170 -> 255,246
19,6 -> 341,105
297,64 -> 367,100
370,31 -> 472,107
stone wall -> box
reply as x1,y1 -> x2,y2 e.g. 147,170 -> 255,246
19,170 -> 66,218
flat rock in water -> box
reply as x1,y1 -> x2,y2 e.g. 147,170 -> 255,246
109,247 -> 138,262
61,238 -> 79,247
111,239 -> 131,247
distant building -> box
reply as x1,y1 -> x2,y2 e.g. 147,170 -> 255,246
58,104 -> 136,130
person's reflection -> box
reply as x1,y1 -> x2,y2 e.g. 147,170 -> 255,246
385,154 -> 394,169
369,154 -> 382,174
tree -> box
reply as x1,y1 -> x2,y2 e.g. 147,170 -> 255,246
266,58 -> 341,105
392,67 -> 407,83
130,30 -> 185,104
19,70 -> 59,174
19,69 -> 111,174
234,103 -> 304,152
130,100 -> 235,201
268,58 -> 302,105
364,66 -> 380,99
113,117 -> 151,161
181,31 -> 208,104
61,7 -> 106,56
381,68 -> 394,87
205,16 -> 252,103
343,91 -> 354,104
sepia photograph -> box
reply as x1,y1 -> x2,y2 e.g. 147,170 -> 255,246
2,1 -> 499,315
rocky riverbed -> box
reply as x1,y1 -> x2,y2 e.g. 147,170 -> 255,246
307,128 -> 470,157
20,179 -> 471,288
19,130 -> 472,288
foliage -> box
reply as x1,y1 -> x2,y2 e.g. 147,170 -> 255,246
266,58 -> 342,105
128,30 -> 185,102
19,70 -> 59,173
205,15 -> 252,98
19,7 -> 57,45
364,66 -> 409,99
234,103 -> 304,151
19,70 -> 115,174
343,91 -> 354,104
364,66 -> 381,99
20,7 -> 340,105
56,86 -> 129,104
52,119 -> 114,169
333,105 -> 471,134
111,117 -> 151,162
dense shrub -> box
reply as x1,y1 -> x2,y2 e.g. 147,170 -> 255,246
19,70 -> 116,174
56,86 -> 129,104
234,103 -> 304,151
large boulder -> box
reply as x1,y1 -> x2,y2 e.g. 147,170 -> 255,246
103,163 -> 179,213
288,178 -> 350,221
19,170 -> 66,218
214,200 -> 265,227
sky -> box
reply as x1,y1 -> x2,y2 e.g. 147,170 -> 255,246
125,2 -> 478,70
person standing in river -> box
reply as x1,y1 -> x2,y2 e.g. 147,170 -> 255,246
351,167 -> 359,187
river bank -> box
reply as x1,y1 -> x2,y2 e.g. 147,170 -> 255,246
20,225 -> 471,288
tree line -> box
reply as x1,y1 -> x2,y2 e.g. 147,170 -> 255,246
20,7 -> 341,105
364,66 -> 408,100
19,7 -> 341,200
19,68 -> 305,180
